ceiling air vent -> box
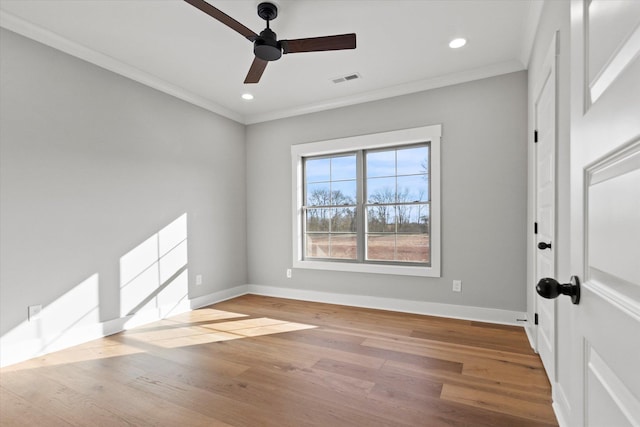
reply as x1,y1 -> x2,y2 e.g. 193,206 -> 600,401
332,73 -> 361,84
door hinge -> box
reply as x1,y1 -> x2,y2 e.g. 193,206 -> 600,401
534,313 -> 539,325
534,130 -> 538,143
534,222 -> 538,234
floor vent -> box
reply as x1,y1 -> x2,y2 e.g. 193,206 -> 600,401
332,73 -> 361,84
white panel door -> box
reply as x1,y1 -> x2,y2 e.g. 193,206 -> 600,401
534,33 -> 558,382
570,1 -> 640,425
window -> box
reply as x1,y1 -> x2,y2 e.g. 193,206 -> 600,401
365,145 -> 430,263
292,125 -> 441,277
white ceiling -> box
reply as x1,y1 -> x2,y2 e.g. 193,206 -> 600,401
0,0 -> 542,124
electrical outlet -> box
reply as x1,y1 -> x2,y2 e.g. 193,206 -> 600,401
452,280 -> 462,292
28,304 -> 42,321
286,268 -> 292,279
195,274 -> 203,286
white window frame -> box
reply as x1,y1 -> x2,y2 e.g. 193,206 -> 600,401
291,125 -> 441,277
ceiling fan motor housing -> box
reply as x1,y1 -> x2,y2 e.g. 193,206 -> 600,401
254,28 -> 282,61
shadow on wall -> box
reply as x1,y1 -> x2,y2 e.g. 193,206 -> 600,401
0,214 -> 190,367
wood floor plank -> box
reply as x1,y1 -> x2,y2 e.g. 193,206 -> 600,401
362,334 -> 544,366
368,383 -> 557,427
383,359 -> 553,403
275,328 -> 463,374
441,383 -> 558,424
461,357 -> 551,388
1,367 -> 148,426
313,357 -> 443,398
0,294 -> 557,426
44,358 -> 233,426
410,326 -> 533,354
234,368 -> 414,427
0,386 -> 70,427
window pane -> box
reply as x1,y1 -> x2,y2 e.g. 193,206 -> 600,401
366,234 -> 395,261
331,155 -> 356,180
367,150 -> 395,177
306,234 -> 329,258
330,234 -> 357,259
397,175 -> 428,202
397,146 -> 428,175
396,234 -> 429,263
332,207 -> 356,232
305,158 -> 330,183
306,209 -> 330,232
367,206 -> 396,233
366,234 -> 429,263
397,204 -> 429,233
306,183 -> 331,206
331,180 -> 357,205
367,177 -> 395,203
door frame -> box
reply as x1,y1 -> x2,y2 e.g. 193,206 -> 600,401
529,31 -> 559,360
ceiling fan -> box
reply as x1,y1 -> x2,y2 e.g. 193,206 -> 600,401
184,0 -> 357,84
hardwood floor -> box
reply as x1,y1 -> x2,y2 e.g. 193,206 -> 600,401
0,295 -> 557,426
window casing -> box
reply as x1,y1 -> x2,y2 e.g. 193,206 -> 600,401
292,125 -> 441,277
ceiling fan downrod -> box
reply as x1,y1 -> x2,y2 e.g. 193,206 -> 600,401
254,3 -> 282,61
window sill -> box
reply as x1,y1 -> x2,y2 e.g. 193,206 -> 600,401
292,259 -> 440,277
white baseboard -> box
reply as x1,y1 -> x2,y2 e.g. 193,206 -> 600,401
552,383 -> 571,427
247,284 -> 526,326
552,402 -> 569,427
189,285 -> 248,309
525,322 -> 537,352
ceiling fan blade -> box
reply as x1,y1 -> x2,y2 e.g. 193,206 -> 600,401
244,57 -> 268,84
183,0 -> 257,41
281,33 -> 356,54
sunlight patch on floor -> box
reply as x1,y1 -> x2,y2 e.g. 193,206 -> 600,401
147,317 -> 317,348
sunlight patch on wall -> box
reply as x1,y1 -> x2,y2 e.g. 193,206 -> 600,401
0,273 -> 100,367
119,214 -> 189,319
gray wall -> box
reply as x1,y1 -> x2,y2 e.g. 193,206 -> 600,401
246,71 -> 528,311
0,29 -> 247,338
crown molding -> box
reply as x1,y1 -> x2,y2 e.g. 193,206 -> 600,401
244,59 -> 526,124
0,10 -> 243,123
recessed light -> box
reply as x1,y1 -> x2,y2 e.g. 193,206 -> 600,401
449,38 -> 467,49
241,93 -> 254,100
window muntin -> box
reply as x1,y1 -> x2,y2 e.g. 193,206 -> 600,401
302,144 -> 430,266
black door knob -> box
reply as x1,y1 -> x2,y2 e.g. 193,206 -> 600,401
536,276 -> 581,304
538,241 -> 552,250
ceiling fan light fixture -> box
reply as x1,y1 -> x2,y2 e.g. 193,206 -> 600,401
449,38 -> 467,49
